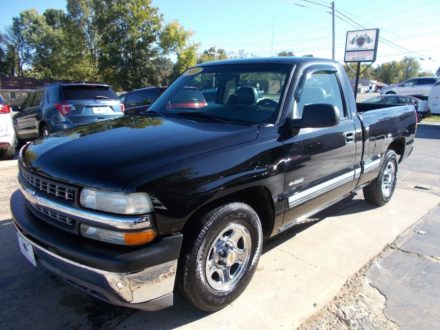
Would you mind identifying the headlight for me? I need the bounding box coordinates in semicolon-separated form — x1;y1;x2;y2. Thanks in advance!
80;224;156;245
80;188;153;215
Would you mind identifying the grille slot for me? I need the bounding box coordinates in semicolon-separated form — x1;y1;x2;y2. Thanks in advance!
34;204;76;228
21;167;76;202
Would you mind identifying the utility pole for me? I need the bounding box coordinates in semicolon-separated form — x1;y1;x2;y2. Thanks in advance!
331;1;335;60
295;1;336;59
271;16;275;56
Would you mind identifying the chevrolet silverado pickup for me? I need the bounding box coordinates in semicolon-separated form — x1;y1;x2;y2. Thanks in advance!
11;57;417;312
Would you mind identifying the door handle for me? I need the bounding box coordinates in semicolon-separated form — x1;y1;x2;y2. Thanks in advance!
344;131;355;143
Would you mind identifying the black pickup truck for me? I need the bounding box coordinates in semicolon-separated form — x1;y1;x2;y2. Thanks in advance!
11;58;416;312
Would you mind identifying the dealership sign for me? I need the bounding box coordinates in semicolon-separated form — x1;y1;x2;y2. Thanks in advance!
344;29;379;63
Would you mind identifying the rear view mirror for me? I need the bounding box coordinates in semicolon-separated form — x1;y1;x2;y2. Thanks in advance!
292;103;340;129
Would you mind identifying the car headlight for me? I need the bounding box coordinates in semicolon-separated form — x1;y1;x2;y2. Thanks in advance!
80;224;156;245
80;188;153;215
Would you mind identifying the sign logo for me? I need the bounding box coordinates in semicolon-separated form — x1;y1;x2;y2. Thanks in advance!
344;29;379;63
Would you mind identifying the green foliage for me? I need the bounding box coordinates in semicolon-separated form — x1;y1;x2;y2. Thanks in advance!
344;63;374;81
160;20;198;81
372;57;425;84
97;0;163;90
197;47;228;64
344;57;432;85
277;50;294;57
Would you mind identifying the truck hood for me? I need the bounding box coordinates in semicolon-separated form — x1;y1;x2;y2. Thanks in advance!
22;115;258;190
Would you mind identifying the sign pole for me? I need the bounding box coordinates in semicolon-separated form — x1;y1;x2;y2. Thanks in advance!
354;62;360;101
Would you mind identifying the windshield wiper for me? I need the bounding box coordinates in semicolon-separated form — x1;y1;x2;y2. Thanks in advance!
174;112;231;124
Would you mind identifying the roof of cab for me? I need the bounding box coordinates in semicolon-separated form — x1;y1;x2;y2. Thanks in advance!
196;56;337;67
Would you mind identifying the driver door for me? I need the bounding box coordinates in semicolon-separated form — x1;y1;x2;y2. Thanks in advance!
282;66;358;228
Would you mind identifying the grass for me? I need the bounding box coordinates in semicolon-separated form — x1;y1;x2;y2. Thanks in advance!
422;115;440;123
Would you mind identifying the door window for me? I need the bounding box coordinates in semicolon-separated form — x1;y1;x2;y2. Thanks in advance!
417;78;436;85
296;70;346;118
126;90;160;107
402;79;416;87
31;91;43;107
22;93;35;109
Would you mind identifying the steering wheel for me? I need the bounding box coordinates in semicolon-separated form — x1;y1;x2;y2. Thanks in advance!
256;99;278;107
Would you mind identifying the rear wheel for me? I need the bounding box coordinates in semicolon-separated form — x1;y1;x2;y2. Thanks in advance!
178;202;263;312
363;150;398;206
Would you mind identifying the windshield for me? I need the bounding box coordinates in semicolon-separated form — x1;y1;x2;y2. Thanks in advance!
149;63;292;125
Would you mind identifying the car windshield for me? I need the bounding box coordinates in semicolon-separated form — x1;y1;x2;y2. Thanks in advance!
149;63;292;125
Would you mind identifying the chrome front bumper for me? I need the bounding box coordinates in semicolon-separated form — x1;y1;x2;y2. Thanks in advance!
11;188;183;311
16;228;177;311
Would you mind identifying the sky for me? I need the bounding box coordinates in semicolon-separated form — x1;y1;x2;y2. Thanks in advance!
1;0;439;74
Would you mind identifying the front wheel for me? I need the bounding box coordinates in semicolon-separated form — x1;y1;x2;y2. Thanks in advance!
178;202;263;312
363;150;398;206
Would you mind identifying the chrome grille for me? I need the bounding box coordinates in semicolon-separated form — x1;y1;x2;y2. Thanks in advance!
34;204;76;227
21;167;76;202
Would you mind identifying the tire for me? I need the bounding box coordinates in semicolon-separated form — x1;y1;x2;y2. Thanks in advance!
0;146;15;160
363;150;398;206
178;202;263;312
40;124;50;137
386;91;396;95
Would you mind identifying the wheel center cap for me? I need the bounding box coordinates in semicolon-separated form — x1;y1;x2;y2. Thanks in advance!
225;250;236;267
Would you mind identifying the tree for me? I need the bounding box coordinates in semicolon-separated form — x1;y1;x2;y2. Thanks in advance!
344;63;374;81
197;47;228;63
277;50;294;57
400;57;421;81
97;0;163;90
66;0;101;73
160;20;198;80
372;57;422;84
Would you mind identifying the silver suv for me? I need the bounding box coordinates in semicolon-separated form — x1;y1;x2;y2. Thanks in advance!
381;77;438;98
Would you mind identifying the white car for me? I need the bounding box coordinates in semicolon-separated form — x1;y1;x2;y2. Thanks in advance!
381;77;438;98
428;80;440;114
0;95;16;160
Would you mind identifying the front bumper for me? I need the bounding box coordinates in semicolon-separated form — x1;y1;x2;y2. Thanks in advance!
11;190;183;311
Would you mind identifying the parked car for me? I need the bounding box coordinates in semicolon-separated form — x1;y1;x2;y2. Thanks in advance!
120;87;165;115
13;83;124;141
428;80;440;114
0;95;16;159
11;57;416;313
380;77;438;98
362;94;428;121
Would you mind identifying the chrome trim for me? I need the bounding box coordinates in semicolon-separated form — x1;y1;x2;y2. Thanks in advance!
16;229;177;304
288;170;355;209
281;192;351;232
363;158;381;174
19;180;151;230
354;168;362;179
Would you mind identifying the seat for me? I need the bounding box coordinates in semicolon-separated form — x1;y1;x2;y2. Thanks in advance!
235;87;258;105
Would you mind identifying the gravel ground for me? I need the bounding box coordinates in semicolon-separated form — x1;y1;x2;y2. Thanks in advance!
298;257;398;330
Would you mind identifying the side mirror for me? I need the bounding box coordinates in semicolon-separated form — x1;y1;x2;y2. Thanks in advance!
292;103;340;129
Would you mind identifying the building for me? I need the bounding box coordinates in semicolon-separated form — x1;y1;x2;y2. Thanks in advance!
0;75;53;106
350;79;388;94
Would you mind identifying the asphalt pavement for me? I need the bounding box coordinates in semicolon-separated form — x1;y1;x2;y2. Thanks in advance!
366;121;440;330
